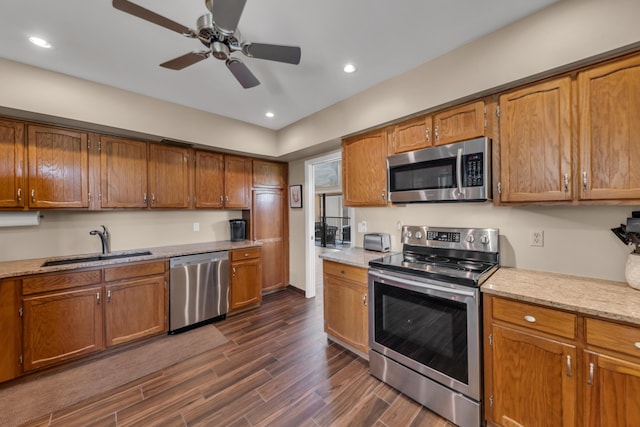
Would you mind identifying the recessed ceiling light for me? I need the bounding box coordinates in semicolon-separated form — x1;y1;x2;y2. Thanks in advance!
343;63;356;73
265;112;275;118
29;36;52;48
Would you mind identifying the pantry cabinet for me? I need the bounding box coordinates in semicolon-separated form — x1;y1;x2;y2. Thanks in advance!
578;53;640;201
148;143;191;208
498;76;573;203
27;125;90;208
229;247;262;314
323;260;369;357
342;129;389;207
388;114;432;154
99;135;148;208
433;100;486;146
0;119;25;208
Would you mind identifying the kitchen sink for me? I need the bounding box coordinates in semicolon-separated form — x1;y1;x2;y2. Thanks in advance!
41;250;153;267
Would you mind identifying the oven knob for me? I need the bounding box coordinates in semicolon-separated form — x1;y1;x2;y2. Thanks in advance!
480;234;490;245
415;231;423;239
405;231;413;239
466;235;475;243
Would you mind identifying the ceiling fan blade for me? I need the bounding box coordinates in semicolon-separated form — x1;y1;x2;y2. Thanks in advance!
112;0;193;36
243;43;301;65
160;51;209;70
205;0;246;35
226;58;260;89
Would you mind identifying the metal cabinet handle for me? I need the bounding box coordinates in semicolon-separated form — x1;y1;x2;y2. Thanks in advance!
107;290;111;303
587;362;594;386
363;294;368;307
582;171;588;191
435;125;439;140
96;292;100;305
425;127;430;142
244;253;249;257
381;190;385;201
563;174;569;192
524;315;536;323
31;189;35;203
220;195;224;203
635;342;640;350
143;192;147;204
226;196;229;203
17;188;21;202
152;194;156;204
566;355;572;377
232;267;236;275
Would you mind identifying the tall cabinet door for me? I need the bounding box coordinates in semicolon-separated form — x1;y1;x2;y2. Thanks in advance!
342;129;388;207
224;155;251;209
194;150;224;208
252;188;287;292
0;119;25;208
148;144;191;208
578;53;640;201
27;125;89;208
100;136;148;208
499;77;573;202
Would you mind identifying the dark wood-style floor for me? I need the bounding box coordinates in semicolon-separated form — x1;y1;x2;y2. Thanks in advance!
21;287;454;426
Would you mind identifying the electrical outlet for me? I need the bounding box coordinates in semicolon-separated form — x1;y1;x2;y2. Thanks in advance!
529;229;544;247
358;221;367;233
193;222;200;232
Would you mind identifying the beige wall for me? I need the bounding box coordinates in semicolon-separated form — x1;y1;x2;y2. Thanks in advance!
288;160;306;291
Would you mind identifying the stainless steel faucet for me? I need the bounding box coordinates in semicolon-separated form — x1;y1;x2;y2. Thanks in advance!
90;225;110;255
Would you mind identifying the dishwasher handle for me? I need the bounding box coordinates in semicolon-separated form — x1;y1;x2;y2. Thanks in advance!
170;251;228;268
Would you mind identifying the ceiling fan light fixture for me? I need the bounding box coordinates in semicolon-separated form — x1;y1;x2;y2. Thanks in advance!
211;41;230;60
343;63;356;73
265;112;275;118
29;36;51;48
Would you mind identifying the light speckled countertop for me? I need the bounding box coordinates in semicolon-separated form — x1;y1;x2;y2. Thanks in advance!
483;268;640;326
318;247;393;268
0;241;262;279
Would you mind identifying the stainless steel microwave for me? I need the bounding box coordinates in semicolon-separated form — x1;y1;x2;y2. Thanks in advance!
387;137;491;203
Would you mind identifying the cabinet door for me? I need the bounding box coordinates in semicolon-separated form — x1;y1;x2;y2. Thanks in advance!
0;119;25;208
252;188;287;292
194;150;224;208
148;144;191;208
490;324;577;427
433;100;485;146
0;279;21;382
252;159;287;188
104;276;165;347
27;125;89;208
342;129;388;207
578;54;640;201
230;257;262;312
23;286;103;371
584;351;640;427
224;155;251;209
323;274;368;354
499;77;573;202
100;136;148;208
390;115;432;154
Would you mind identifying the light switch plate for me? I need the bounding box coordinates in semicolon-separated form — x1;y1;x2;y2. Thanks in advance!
358;221;367;233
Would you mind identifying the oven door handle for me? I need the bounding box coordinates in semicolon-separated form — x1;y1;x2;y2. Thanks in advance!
456;147;464;195
369;270;476;298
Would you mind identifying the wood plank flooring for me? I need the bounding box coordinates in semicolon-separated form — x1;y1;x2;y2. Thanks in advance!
20;288;454;427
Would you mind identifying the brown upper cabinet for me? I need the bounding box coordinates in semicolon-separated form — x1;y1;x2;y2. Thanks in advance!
388;114;433;154
342;128;389;207
27;125;90;208
498;76;573;203
253;159;287;188
148;143;191;208
194;151;251;209
99;136;149;208
578;53;640;201
0;119;25;208
433;100;486;146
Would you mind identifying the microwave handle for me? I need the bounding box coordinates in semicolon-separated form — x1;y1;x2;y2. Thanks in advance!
456;148;464;195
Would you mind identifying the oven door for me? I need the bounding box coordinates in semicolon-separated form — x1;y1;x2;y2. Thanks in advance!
368;268;481;400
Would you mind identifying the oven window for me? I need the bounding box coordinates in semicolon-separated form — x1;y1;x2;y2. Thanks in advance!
373;282;468;384
389;157;456;191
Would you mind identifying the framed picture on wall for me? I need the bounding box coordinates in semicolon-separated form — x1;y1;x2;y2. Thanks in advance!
289;185;303;208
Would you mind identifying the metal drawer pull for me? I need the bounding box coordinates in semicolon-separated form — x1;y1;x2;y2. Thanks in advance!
587;362;594;386
566;355;572;377
96;292;100;304
635;342;640;350
524;315;536;323
363;294;367;307
107;290;111;303
31;189;35;202
17;188;21;202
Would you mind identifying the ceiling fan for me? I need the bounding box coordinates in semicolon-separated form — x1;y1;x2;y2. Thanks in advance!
112;0;301;89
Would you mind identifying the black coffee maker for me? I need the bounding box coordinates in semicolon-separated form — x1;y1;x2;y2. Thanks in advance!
229;219;246;242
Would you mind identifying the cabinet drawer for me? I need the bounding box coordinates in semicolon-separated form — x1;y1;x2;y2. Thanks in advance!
323;260;368;284
586;317;640;359
23;269;102;295
104;260;166;282
231;247;261;261
492;297;577;340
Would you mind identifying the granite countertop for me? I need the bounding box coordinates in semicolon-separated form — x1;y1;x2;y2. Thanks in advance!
318;247;393;268
483;268;640;326
0;240;262;279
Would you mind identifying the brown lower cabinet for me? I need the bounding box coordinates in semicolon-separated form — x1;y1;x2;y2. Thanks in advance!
18;260;168;375
485;295;640;427
322;260;368;357
229;248;262;315
0;279;22;382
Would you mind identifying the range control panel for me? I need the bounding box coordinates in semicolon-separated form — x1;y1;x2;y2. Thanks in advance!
402;225;499;253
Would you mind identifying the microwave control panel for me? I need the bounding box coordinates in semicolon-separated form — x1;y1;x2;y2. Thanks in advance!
463;153;484;187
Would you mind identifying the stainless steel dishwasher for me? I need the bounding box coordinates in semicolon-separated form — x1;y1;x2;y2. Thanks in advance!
169;251;229;334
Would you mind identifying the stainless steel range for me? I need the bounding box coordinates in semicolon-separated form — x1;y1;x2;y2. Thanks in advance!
368;225;499;427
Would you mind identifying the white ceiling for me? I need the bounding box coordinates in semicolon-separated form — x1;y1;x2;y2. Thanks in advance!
0;0;557;130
